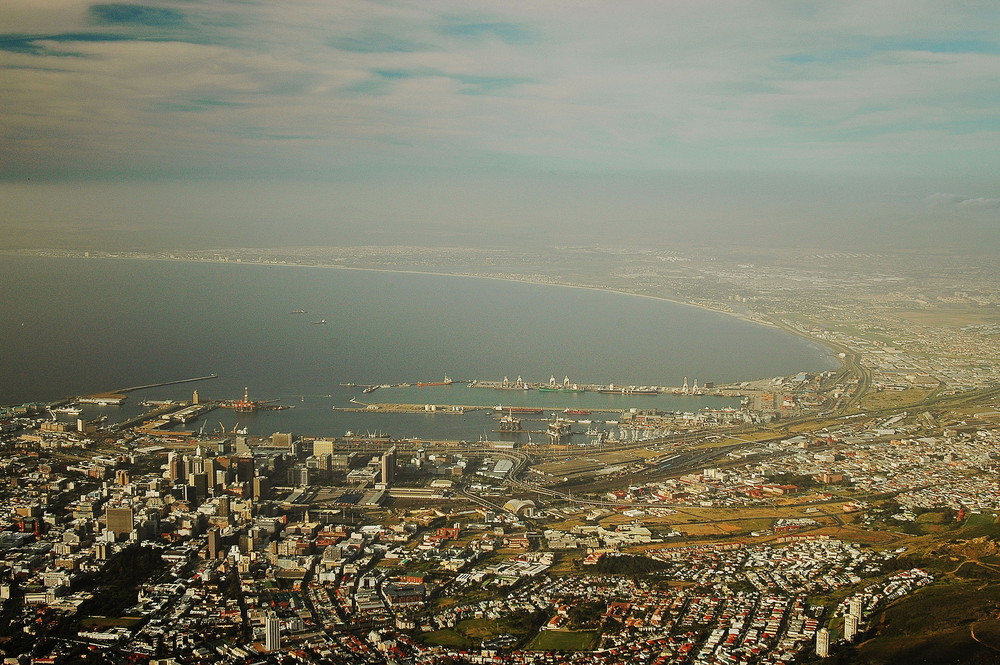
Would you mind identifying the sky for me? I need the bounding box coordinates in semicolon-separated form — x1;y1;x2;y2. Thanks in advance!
2;0;999;250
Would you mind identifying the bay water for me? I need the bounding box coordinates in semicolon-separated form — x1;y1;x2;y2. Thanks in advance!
1;256;836;439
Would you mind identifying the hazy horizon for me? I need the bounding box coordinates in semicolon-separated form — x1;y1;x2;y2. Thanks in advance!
3;1;999;251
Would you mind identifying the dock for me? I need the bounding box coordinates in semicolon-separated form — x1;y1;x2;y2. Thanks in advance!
116;373;219;393
341;402;629;416
340;403;483;414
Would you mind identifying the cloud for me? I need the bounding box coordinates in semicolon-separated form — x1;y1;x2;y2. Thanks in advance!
926;193;1000;210
925;192;963;207
3;0;1000;183
957;197;1000;210
0;31;134;55
329;32;425;54
89;4;184;27
438;20;533;44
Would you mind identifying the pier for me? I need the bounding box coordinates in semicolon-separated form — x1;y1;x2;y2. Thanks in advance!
116;373;219;393
341;401;630;416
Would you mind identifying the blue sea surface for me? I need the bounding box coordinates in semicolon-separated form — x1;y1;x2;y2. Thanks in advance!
1;256;836;438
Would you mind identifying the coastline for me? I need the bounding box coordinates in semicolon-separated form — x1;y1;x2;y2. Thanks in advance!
3;249;843;377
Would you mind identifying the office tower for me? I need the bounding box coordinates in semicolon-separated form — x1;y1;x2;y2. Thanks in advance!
167;451;184;482
265;611;280;652
253;476;270;501
204;458;218;489
313;439;336;457
188;472;209;504
207;528;221;559
381;446;396;486
105;507;134;539
236;458;255;483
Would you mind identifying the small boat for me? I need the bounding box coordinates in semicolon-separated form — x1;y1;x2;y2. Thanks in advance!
291;309;307;314
312;319;327;325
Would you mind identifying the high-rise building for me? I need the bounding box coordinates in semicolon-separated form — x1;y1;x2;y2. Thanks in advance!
115;469;130;486
816;627;829;658
236;458;255;483
167;451;184;482
844;613;858;642
204;458;218;489
105;507;134;538
253;476;270;501
188;471;209;500
265;611;281;652
849;595;863;620
313;439;336;457
381;446;396;486
207;528;221;560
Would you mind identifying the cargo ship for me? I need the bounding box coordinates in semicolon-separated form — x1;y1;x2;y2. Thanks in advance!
418;375;453;387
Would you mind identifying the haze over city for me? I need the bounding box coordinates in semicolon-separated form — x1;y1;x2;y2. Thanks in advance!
2;0;999;250
7;2;1000;665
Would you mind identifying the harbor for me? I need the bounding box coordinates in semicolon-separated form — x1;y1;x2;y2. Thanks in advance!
356;374;741;397
44;374;750;446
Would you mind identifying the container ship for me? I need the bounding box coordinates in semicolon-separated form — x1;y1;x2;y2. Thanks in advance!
418;375;453;387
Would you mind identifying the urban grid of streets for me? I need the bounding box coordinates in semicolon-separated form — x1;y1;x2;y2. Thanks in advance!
2;246;1000;663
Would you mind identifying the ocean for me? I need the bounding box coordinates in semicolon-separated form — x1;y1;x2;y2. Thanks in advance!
1;255;836;439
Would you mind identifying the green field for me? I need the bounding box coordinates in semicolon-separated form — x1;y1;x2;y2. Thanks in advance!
526;630;600;651
853;582;1000;664
956;512;1000;539
421;629;472;648
418;611;547;649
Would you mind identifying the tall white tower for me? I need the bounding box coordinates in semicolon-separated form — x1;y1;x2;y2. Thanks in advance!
816;627;829;658
844;613;858;642
265;612;280;652
849;595;863;620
